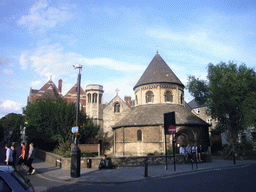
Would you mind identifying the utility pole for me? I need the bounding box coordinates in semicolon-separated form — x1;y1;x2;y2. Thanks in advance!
71;64;82;178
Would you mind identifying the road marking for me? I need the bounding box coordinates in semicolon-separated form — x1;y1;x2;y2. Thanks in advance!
241;164;251;168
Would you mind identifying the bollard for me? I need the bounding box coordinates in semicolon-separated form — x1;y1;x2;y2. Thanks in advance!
144;158;148;177
87;158;92;168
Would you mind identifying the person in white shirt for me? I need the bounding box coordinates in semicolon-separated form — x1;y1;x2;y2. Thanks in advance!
179;145;187;160
5;143;13;166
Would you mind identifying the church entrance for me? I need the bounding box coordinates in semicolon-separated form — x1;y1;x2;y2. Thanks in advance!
176;128;196;148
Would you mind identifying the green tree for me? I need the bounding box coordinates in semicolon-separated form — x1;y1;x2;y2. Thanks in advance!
187;62;256;142
10;114;24;142
23;98;100;151
0;123;4;142
0;113;23;141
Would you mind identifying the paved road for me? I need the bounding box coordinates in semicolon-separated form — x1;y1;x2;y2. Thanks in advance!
43;163;256;192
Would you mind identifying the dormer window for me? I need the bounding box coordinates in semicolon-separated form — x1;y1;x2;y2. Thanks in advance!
146;91;154;103
114;102;120;113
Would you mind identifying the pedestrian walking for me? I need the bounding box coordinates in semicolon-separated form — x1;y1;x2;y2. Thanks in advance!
27;143;36;175
11;145;17;169
5;143;13;166
17;142;28;171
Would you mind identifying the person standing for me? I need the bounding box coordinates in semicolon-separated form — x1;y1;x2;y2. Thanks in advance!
11;145;17;168
5;143;13;166
27;143;36;175
17;142;28;171
186;144;192;162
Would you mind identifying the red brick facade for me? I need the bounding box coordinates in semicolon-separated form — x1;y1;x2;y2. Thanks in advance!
28;79;86;111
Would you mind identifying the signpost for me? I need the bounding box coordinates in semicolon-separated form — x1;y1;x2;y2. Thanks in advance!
72;126;78;133
164;112;176;171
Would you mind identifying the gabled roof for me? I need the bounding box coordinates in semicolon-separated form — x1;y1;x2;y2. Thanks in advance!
103;94;131;110
133;53;184;90
29;80;63;102
188;98;203;109
64;83;86;97
112;104;209;128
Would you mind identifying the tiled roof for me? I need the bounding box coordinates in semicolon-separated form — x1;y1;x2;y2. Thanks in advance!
187;98;203;109
40;87;61;100
112;104;208;128
133;53;184;90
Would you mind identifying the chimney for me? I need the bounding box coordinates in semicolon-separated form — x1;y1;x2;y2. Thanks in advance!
124;96;131;106
58;79;62;93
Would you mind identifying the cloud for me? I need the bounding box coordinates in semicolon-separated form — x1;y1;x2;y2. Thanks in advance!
19;53;28;70
80;58;146;72
20;43;145;79
31;80;42;87
17;0;73;32
2;69;14;75
146;28;238;60
0;100;24;117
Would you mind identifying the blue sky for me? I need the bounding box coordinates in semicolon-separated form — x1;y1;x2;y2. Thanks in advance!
1;0;256;118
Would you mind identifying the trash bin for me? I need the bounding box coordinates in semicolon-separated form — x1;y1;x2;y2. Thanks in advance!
87;158;92;168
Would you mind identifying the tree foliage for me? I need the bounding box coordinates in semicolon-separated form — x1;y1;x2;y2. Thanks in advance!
187;61;256;141
10;115;24;142
0;113;23;142
23;98;100;151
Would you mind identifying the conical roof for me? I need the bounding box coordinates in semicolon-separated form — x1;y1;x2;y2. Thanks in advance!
133;53;184;90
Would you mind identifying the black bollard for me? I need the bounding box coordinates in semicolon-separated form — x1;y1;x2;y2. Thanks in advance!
71;145;81;178
144;158;148;177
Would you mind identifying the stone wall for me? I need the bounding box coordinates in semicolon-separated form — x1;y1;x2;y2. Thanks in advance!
35;148;211;170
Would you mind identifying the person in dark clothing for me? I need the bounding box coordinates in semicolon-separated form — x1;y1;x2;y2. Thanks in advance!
27;143;35;175
98;155;109;170
11;145;17;169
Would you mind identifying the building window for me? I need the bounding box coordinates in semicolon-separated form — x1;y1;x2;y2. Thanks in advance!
99;94;102;104
180;93;184;104
146;91;154;103
92;93;97;103
114;102;120;113
137;130;142;141
165;91;173;102
136;95;138;104
87;93;91;103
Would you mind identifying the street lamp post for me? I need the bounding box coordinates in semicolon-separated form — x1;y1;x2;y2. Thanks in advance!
71;64;82;178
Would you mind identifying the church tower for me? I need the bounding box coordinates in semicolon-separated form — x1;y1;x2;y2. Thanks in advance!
133;53;185;107
86;84;104;129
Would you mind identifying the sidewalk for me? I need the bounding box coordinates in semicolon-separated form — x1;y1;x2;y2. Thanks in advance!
22;158;256;184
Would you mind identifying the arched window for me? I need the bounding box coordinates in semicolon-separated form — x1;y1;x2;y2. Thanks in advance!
99;94;102;104
180;93;184;104
114;102;120;113
165;91;173;102
87;93;91;103
145;91;154;103
92;93;97;103
136;95;138;104
137;130;142;141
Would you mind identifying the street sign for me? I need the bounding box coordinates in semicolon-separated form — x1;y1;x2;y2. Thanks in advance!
72;126;78;133
168;125;176;134
164;112;175;134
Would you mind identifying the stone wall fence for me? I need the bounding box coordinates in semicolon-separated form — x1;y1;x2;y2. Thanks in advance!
35;148;212;170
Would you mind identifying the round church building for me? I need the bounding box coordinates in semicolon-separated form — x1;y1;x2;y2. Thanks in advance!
112;53;210;156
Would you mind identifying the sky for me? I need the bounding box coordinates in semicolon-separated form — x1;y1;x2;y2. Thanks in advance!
0;0;256;118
